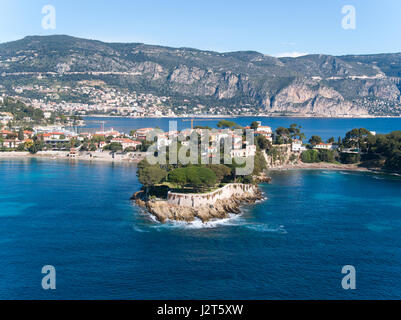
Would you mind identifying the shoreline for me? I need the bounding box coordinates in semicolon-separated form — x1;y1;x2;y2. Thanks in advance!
0;151;143;165
268;162;381;173
0;152;394;174
84;114;401;119
133;184;263;223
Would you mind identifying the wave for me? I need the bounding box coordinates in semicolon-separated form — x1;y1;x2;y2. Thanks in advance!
255;196;268;204
244;224;287;234
132;226;149;233
151;213;246;230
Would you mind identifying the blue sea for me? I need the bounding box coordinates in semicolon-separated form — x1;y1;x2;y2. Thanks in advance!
1;158;401;299
80;116;401;140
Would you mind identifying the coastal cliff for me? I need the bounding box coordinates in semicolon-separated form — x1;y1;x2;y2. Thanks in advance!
132;183;263;223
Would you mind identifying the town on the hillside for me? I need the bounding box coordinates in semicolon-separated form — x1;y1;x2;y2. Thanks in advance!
1;96;400;174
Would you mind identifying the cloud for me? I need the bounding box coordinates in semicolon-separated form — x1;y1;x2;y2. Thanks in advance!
274;52;309;58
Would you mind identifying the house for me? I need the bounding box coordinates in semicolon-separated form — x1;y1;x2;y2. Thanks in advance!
0;112;14;125
313;143;337;150
69;148;79;158
94;129;120;138
156;133;172;150
111;138;142;150
292;140;306;152
250;125;273;142
43;112;52;119
1;139;24;149
232;134;243;149
231;145;256;158
0;129;14;138
135;128;154;140
23;130;34;139
48;132;65;140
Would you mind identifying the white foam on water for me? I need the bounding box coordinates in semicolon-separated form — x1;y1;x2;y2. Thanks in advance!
132;225;149;233
155;213;246;230
244;223;287;234
390;172;401;177
255;196;268;204
132;196;268;231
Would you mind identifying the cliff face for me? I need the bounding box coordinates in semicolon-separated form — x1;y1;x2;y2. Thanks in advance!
2;35;401;116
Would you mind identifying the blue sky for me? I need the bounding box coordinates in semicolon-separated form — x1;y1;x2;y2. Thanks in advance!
0;0;400;56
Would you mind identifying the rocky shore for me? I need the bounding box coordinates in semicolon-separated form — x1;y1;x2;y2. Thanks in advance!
132;186;264;223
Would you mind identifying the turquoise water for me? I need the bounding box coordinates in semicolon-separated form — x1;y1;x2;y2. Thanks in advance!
81;116;401;140
1;159;401;299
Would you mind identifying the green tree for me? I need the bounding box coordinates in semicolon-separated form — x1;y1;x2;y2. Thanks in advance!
206;164;231;183
28;140;44;154
191;167;217;191
217;120;240;129
137;164;167;195
16;143;25;151
288;124;305;140
168;168;187;187
309;135;322;146
301;150;320;163
319;150;336;163
256;135;271;150
104;142;123;152
275;127;290;144
18;128;24;141
250;121;259;130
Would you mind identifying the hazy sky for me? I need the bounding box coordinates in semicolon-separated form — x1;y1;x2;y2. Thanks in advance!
0;0;400;56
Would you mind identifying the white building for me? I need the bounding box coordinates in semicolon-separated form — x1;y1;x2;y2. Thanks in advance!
231;145;256;158
156;133;172;150
253;125;273;142
313;143;337;150
111;138;142;150
0;112;13;125
291;140;306;152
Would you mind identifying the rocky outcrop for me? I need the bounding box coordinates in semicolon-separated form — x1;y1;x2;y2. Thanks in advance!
270;78;370;117
132;186;263;223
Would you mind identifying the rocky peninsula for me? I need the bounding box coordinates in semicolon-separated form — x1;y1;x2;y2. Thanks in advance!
132;183;264;223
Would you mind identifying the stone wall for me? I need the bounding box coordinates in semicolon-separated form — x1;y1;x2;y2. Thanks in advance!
167;183;258;208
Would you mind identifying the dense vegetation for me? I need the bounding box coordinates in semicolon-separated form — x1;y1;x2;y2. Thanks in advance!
298;128;401;172
0;97;45;125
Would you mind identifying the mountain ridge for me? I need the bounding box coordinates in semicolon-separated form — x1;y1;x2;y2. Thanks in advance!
1;35;401;116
